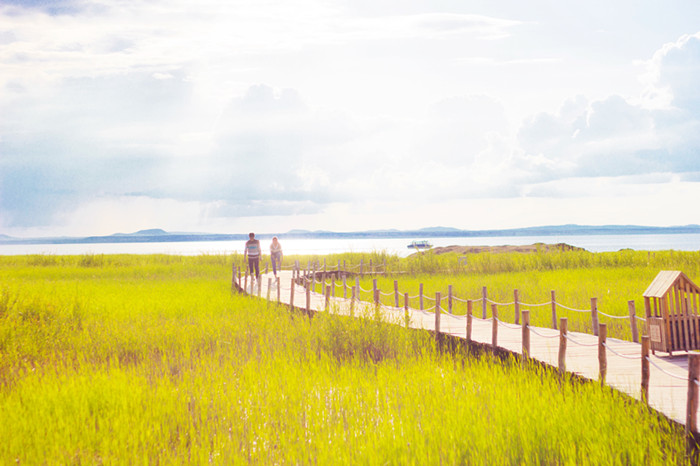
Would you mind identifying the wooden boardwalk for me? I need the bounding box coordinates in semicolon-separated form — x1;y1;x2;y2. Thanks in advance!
239;270;696;428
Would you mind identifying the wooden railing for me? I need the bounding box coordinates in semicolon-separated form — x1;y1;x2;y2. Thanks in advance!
231;263;700;453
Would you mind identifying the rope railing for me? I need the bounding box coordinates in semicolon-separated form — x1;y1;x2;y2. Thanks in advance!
234;267;700;446
519;301;550;307
563;333;599;347
598;310;629;320
452;296;480;303
602;342;641;360
527;325;560;339
240;265;648;345
486;298;515;306
645;356;688;381
556;303;590;313
495;318;521;330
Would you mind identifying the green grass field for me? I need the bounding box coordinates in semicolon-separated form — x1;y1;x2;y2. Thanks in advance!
298;249;700;340
0;252;694;463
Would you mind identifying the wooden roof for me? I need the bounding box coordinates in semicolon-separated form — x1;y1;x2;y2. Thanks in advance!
644;271;700;298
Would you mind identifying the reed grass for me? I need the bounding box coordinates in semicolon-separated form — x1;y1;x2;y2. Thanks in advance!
0;254;692;463
334;249;700;340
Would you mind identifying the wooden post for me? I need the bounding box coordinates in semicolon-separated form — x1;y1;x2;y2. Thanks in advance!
514;289;520;325
306;282;311;314
492;303;498;348
374;287;380;307
266;277;272;301
559;317;568;375
591;297;599;336
331;276;336;297
289;278;295;311
337;259;341;273
551;290;558;330
482;286;488;319
373;279;378;304
687;353;700;455
404;292;409;327
343;276;347;299
466;300;473;342
435;292;441;340
350;286;356;316
598;323;607;386
419;283;424;310
522;310;530;365
325;285;331;311
276;277;281;303
355;277;361;301
641;335;650;404
394;280;399;308
448;285;453;314
628;300;639;343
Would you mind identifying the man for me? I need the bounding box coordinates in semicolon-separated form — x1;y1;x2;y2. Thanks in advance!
243;232;261;281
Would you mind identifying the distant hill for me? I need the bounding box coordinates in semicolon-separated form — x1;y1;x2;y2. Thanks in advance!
2;224;700;245
111;228;170;237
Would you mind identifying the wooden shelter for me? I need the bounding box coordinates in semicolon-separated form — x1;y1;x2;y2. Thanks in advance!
644;271;700;355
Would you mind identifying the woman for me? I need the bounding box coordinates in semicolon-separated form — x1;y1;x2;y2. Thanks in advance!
270;237;283;277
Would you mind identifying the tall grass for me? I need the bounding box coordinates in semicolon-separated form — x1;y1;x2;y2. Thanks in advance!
0;254;692;463
331;249;700;340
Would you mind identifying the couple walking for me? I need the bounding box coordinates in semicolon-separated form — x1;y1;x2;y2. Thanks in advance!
243;233;283;280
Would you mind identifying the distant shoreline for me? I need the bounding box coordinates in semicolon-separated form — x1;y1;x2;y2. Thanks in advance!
2;224;700;246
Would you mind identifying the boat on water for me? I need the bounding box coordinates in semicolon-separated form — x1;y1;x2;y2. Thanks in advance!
407;240;433;250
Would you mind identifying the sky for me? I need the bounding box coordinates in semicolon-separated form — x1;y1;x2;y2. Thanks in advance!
2;0;700;237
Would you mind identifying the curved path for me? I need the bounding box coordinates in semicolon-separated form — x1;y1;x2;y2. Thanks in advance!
239;269;695;428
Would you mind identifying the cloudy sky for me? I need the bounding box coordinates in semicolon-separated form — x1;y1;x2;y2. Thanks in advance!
2;0;700;237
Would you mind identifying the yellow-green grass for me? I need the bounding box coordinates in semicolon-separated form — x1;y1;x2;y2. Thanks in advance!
0;254;691;463
319;249;700;340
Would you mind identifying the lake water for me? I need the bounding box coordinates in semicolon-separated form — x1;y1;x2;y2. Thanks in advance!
1;233;700;256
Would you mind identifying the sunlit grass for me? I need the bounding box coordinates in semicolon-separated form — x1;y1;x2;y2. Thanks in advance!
0;254;692;463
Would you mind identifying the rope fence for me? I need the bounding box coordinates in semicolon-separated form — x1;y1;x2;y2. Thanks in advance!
230;262;700;449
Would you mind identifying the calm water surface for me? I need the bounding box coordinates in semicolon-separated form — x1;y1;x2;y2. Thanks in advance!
1;234;700;256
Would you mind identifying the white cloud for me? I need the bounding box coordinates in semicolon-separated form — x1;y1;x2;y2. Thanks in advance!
2;1;700;236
